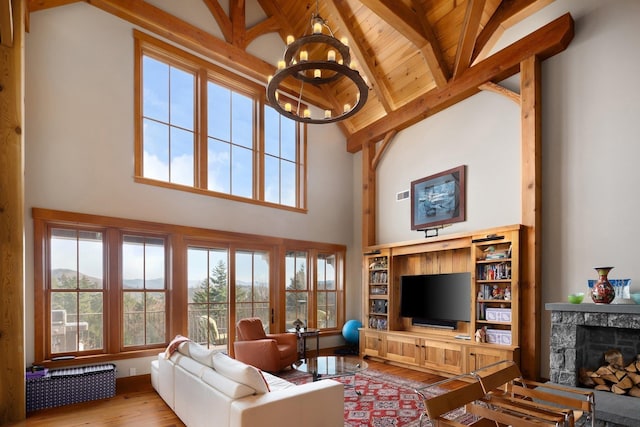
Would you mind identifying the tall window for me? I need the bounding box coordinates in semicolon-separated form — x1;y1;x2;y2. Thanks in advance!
135;31;306;209
187;247;229;348
141;56;195;186
285;250;308;329
49;228;104;355
207;83;254;198
317;254;337;329
235;250;270;329
122;235;167;347
264;105;299;206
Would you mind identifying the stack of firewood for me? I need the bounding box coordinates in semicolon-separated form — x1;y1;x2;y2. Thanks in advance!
580;350;640;397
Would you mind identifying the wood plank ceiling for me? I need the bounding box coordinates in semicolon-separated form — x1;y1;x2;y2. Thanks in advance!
27;0;558;151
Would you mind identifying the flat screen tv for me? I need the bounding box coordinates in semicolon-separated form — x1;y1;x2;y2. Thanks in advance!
400;272;471;329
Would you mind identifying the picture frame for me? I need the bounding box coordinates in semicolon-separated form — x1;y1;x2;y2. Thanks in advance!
411;165;466;230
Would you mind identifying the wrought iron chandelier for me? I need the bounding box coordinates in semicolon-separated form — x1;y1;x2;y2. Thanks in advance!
266;1;369;124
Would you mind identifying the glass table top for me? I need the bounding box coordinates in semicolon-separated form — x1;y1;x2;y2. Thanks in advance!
294;355;367;380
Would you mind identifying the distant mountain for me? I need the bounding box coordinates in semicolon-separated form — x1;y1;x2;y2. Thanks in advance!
51;268;164;289
51;268;102;289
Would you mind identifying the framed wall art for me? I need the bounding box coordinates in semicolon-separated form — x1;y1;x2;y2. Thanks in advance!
411;165;466;231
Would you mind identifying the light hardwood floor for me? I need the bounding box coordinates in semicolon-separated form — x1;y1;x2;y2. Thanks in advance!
13;355;446;426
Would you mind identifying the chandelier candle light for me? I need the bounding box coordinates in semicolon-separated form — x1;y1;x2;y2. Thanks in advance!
266;1;369;124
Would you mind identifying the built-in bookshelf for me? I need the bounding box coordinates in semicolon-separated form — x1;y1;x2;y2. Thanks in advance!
360;225;522;376
364;251;390;330
471;229;519;347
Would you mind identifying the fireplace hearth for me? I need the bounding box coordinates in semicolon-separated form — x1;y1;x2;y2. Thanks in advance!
546;303;640;426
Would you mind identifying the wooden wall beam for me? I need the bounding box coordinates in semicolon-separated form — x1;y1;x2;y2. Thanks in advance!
0;0;26;422
362;130;397;249
520;55;542;380
362;141;376;249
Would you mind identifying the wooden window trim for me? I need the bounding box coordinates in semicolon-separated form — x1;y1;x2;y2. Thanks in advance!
32;208;345;366
133;30;307;211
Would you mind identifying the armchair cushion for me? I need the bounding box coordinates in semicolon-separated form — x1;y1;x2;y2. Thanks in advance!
234;318;299;372
236;317;267;340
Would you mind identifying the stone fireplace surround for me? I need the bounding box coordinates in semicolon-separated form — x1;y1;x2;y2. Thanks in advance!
546;303;640;427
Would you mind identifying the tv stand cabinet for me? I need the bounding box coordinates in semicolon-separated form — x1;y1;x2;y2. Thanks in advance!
360;225;522;377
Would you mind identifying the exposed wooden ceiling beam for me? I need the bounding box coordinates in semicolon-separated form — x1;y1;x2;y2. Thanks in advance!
479;81;520;104
230;0;245;47
371;130;397;170
453;0;486;78
359;0;423;44
82;0;333;110
256;0;293;41
471;0;538;64
325;0;394;112
410;0;450;87
245;15;279;46
359;0;449;88
347;13;574;153
201;0;232;43
28;0;81;12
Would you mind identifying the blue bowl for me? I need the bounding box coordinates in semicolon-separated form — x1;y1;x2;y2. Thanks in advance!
631;293;640;304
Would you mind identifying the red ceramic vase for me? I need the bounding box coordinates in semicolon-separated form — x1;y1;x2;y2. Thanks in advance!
591;266;615;304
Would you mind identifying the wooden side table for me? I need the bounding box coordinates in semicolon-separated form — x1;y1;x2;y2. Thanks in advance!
288;328;320;359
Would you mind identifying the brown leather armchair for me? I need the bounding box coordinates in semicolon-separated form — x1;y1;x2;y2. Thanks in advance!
233;317;298;373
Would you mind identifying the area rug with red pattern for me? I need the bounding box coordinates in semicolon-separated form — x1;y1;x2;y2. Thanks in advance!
278;367;441;427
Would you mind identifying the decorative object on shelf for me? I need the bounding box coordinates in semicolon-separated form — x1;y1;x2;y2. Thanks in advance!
475;327;487;343
265;0;368;124
292;318;304;331
567;292;584;304
590;266;616;304
411;165;466;232
588;278;631;302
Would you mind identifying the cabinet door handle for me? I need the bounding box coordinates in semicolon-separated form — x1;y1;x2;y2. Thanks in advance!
469;352;475;356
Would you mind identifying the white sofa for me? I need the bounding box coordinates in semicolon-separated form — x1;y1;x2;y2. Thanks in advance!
150;340;344;427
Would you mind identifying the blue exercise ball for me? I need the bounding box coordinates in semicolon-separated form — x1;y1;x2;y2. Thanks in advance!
342;319;363;344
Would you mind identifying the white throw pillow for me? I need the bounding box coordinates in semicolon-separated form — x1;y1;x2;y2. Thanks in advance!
212;353;270;394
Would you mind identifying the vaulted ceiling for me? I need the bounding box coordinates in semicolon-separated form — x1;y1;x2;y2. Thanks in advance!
26;0;572;152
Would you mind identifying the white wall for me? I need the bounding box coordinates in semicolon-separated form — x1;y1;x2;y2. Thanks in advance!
24;3;357;376
375;91;521;244
370;0;640;377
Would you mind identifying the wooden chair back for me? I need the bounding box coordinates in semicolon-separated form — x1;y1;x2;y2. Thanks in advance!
471;360;522;393
471;360;595;427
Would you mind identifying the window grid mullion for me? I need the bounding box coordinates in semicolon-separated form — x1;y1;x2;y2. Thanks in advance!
136;32;304;209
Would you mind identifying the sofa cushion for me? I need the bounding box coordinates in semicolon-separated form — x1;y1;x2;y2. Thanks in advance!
175;353;208;378
177;341;219;368
201;368;256;399
212;353;270;394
